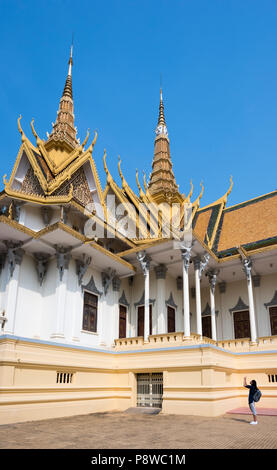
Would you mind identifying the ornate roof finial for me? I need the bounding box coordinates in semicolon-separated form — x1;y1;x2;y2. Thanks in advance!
136;169;144;199
155;88;168;137
17;115;26;143
158;88;166;126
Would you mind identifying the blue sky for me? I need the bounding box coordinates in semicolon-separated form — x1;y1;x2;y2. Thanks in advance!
1;0;277;207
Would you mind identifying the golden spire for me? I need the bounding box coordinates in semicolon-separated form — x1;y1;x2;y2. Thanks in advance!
148;88;179;202
46;42;78;149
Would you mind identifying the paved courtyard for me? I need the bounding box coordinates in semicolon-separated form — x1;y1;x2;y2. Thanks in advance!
0;410;276;449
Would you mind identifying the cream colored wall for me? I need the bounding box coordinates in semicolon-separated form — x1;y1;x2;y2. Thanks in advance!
1;337;277;424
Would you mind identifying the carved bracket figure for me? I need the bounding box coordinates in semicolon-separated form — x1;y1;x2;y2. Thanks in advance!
3;240;25;278
0;311;7;332
41;206;53;226
0;252;7;275
180;246;192;273
55;245;71;281
34;253;51;286
101;267;117;296
75;254;92;286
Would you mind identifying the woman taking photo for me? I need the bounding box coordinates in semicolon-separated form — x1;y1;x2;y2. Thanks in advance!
243;377;258;425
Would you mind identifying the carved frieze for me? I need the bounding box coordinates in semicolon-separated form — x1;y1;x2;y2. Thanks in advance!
119;290;130;307
229;296;249;314
82;275;103;297
134;291;156;308
165;292;178;310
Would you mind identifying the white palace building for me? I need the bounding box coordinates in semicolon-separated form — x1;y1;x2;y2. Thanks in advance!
0;48;277;424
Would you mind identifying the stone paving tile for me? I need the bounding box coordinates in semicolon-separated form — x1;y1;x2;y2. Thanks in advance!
0;411;276;449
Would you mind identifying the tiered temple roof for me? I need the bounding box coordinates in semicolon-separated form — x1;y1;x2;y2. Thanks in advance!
1;46;277;264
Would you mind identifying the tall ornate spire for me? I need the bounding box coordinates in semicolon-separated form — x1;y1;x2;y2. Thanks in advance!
157;88;166;128
148;89;180;203
46;44;78;150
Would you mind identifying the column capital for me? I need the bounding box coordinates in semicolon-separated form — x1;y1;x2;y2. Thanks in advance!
206;269;219;295
242;258;252;283
193;253;210;279
180;246;192;273
154;264;167;280
192;256;201;271
137;250;151;276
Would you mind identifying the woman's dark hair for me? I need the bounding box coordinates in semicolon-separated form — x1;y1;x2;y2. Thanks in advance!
251;380;257;389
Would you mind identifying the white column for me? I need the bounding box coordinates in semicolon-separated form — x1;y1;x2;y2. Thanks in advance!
51;247;71;340
144;268;150;341
2;244;24;335
4;265;21;335
137;251;151;342
207;269;218;341
52;269;68;339
243;258;258;344
193;254;210;338
181;247;192;338
194;258;202;337
155;264;167;334
127;276;134;338
0;254;7;312
113;276;121;342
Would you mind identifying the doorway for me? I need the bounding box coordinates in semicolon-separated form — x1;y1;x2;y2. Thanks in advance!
137;373;163;408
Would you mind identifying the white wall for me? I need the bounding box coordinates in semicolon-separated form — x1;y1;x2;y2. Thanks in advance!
3;255;277;347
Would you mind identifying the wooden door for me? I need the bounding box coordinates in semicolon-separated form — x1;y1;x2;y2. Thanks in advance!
202;315;212;338
269;306;277;335
137;305;152;337
234;310;250;339
119;305;127;338
167;306;175;333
